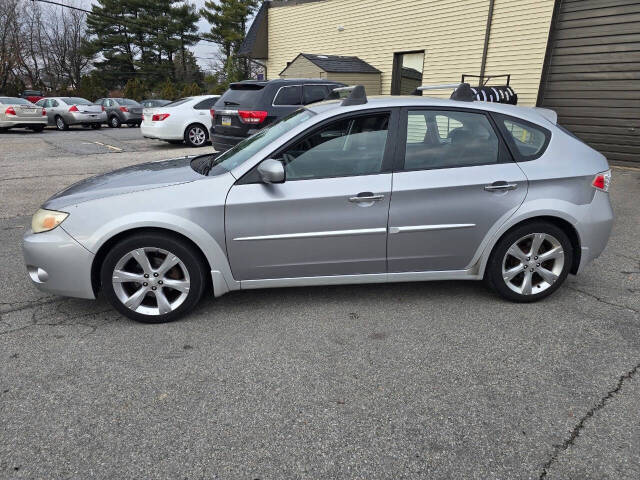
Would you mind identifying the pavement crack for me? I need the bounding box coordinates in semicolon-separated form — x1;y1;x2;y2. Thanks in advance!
539;362;640;479
567;286;639;314
0;298;64;315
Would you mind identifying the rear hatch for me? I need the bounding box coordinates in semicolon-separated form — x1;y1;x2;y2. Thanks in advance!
213;83;268;138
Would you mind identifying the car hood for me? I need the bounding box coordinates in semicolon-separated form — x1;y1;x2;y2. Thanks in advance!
43;157;204;210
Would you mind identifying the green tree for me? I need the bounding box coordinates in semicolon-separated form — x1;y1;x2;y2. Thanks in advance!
123;78;148;101
77;74;108;101
200;0;259;84
159;80;179;100
180;82;201;97
174;49;204;85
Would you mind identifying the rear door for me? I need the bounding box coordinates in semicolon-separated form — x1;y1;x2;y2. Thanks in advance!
225;109;398;280
193;97;218;129
388;108;527;272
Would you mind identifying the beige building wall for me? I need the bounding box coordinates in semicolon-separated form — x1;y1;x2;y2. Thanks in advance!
279;55;327;78
325;73;381;95
266;0;554;106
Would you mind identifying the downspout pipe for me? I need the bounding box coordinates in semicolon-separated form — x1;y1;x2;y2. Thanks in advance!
479;0;496;86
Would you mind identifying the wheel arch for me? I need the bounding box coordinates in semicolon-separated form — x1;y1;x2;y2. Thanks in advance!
90;227;219;297
479;215;582;277
184;122;209;139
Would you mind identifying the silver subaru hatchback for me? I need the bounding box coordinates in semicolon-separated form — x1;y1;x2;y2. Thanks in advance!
22;86;613;323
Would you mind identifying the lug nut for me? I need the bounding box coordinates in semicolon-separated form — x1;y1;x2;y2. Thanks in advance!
143;282;148;286
534;256;538;260
536;263;540;267
530;268;534;272
527;257;530;261
158;280;163;285
151;286;157;291
144;274;149;278
153;273;159;277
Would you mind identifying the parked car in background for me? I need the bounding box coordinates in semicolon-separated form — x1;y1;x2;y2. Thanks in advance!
20;90;45;104
210;78;345;152
22;86;613;323
141;99;171;108
141;95;219;147
95;98;143;128
0;97;47;132
36;97;106;131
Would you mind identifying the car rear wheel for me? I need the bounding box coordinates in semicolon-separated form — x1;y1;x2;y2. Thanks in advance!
55;116;68;131
100;233;207;323
109;116;121;128
184;124;208;147
485;221;572;302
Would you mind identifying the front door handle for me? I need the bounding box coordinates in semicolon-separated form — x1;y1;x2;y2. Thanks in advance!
348;192;385;203
484;181;518;192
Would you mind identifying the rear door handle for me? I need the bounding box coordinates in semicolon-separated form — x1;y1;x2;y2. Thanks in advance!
349;192;385;203
484;181;518;192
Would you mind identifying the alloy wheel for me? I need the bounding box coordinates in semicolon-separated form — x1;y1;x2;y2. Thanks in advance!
56;117;65;130
111;247;190;316
188;126;206;146
501;232;565;296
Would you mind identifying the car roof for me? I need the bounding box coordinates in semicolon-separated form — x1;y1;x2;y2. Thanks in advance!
307;95;556;128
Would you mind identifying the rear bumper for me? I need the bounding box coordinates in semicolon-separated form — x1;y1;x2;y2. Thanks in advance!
22;227;96;299
576;190;614;273
141;122;183;140
67;112;106;125
0;119;47;128
211;132;244;152
121;112;142;123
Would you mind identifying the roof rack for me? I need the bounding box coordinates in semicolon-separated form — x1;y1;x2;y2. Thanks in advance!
412;83;476;102
327;85;368;106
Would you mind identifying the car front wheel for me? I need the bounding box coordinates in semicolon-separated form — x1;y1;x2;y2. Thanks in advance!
184;124;208;147
109;116;121;128
55;116;68;131
485;221;573;302
100;233;207;323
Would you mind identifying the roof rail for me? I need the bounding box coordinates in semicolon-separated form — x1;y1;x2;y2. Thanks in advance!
328;85;368;106
412;83;476;102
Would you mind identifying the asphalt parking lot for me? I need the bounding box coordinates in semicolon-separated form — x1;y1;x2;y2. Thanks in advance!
1;126;639;479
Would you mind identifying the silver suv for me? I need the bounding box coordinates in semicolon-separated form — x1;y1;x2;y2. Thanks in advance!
23;86;613;323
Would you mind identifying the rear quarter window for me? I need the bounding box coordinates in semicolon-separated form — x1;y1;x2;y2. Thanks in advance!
493;113;551;161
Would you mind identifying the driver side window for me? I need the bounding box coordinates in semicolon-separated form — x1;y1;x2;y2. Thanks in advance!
275;113;390;180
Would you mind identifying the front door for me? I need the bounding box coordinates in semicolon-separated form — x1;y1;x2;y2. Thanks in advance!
388;108;527;272
225;110;397;280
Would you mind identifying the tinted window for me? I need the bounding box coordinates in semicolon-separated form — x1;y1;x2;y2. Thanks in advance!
497;114;550;160
117;98;141;106
218;84;264;108
194;97;217;110
303;85;329;104
61;97;92;105
277;113;389;180
35;99;46;107
273;85;302;106
403;110;499;170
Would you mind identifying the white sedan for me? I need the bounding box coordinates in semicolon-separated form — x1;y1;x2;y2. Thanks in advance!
141;95;219;147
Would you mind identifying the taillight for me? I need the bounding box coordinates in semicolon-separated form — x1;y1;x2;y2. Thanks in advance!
151;113;170;121
210;108;215;118
592;170;611;192
101;106;105;112
69;105;79;112
5;106;16;116
238;110;267;124
42;109;47;116
119;106;129;113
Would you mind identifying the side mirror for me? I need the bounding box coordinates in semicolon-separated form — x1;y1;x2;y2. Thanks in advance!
257;159;285;184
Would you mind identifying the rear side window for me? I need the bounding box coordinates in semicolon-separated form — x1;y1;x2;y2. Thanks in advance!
494;113;550;161
194;98;217;110
403;110;500;170
273;85;302;106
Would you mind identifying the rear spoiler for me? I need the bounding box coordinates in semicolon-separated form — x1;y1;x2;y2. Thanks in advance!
530;107;558;124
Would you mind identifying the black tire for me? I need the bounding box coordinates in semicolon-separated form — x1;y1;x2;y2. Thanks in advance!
55;115;68;131
108;115;121;128
91;123;102;129
485;221;573;303
29;125;45;132
100;232;207;323
184;123;208;148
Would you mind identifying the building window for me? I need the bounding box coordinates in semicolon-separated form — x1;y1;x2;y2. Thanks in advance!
391;51;425;95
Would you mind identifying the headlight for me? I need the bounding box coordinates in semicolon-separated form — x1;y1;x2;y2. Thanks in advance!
31;208;69;233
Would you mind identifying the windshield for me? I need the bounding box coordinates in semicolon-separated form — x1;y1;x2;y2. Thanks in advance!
61;97;92;105
0;97;32;105
204;109;315;175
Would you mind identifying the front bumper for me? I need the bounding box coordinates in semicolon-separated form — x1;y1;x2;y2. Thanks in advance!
22;227;96;299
